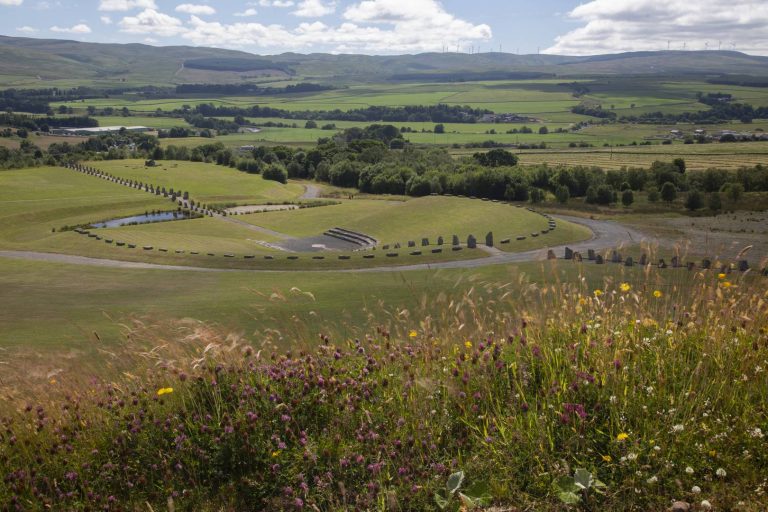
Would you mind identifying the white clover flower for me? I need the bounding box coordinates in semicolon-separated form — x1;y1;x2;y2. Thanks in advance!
716;468;727;477
691;485;702;493
626;453;638;461
701;499;712;509
609;395;617;404
672;424;684;433
749;427;764;439
686;466;695;474
653;445;661;452
646;476;658;484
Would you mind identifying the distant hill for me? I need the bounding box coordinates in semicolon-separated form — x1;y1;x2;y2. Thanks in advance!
1;35;768;87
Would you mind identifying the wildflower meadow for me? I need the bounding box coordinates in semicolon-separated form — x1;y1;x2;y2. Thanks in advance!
1;266;766;511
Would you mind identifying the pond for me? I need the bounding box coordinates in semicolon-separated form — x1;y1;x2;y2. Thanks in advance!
92;211;193;228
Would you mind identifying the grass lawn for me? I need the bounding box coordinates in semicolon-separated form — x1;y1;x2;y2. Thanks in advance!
236;195;591;249
88;159;305;205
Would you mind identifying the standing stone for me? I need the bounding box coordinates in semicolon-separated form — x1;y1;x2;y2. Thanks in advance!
702;258;712;270
437;236;444;246
422;238;429;247
624;256;634;267
564;247;574;260
485;232;494;247
595;255;604;264
720;264;730;275
738;260;749;272
761;267;768;276
408;241;416;248
573;252;582;262
611;251;621;264
639;253;648;266
687;262;696;271
671;256;680;268
394;243;401;249
547;250;557;260
587;249;596;261
452;235;460;246
382;244;390;250
658;259;667;269
467;235;477;249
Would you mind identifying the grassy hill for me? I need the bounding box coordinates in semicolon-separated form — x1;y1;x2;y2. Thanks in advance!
2;35;768;87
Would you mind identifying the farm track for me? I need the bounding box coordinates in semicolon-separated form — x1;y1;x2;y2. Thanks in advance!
0;216;649;273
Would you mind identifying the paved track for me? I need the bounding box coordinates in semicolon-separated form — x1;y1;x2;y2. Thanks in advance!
0;216;649;273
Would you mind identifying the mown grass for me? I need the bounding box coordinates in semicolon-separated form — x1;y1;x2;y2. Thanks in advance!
235;196;590;248
89;159;305;205
0;262;765;510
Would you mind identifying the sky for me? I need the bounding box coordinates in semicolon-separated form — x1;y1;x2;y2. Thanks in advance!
2;0;767;56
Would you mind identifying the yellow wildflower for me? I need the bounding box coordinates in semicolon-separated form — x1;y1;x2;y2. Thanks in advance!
718;273;726;279
721;281;732;288
408;330;417;338
156;387;174;396
601;454;612;462
653;290;663;298
620;283;631;293
594;289;603;297
464;340;473;349
617;432;629;442
271;451;281;458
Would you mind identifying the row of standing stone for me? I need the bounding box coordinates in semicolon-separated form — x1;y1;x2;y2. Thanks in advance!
549;247;764;274
63;163;218;217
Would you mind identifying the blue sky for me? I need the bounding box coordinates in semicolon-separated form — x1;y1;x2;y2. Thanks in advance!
2;0;767;56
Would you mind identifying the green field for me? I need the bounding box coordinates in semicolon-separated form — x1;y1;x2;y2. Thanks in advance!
89;159;305;205
234;195;591;248
511;142;768;170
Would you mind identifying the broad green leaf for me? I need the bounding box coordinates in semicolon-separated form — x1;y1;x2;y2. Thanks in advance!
554;476;579;494
434;492;449;510
593;478;608;490
446;471;465;494
574;468;593;490
558;491;582;505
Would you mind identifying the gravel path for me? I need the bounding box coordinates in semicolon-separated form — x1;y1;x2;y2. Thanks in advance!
0;216;650;273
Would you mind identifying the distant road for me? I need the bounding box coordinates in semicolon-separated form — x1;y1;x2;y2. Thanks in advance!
0;216;648;273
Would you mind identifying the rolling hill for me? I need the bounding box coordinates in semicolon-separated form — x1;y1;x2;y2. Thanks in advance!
1;35;768;88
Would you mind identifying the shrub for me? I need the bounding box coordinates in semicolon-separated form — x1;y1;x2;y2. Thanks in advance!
262;163;288;184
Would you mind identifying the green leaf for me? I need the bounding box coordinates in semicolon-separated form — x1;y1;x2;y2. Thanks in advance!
554;476;579;494
446;471;465;494
558;491;582;505
574;468;594;490
434;492;449;510
593;478;608;492
463;481;492;506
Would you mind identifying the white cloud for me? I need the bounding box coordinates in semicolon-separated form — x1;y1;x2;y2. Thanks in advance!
259;0;294;6
175;3;215;15
119;8;186;36
100;15;112;24
98;0;156;11
546;0;768;55
292;0;335;17
50;23;92;33
234;7;258;17
0;0;23;5
183;0;491;54
16;25;38;32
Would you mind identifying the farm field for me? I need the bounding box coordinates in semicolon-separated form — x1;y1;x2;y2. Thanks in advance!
511;142;768;170
51;77;767;122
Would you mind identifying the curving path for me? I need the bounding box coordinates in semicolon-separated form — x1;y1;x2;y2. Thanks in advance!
0;216;651;273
